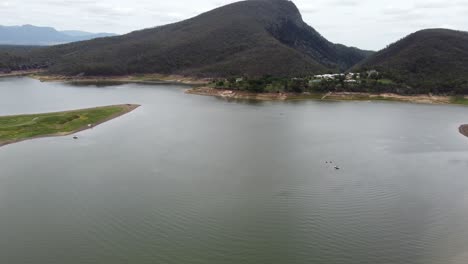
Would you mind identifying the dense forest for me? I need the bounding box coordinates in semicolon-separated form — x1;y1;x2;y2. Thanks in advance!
0;45;44;71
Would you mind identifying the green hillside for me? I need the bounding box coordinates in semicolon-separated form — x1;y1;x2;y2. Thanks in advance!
0;0;371;77
356;29;468;94
0;45;41;70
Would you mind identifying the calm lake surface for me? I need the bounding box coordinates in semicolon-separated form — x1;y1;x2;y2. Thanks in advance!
1;77;468;264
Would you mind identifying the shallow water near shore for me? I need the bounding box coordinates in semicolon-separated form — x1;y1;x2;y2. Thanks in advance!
1;77;468;264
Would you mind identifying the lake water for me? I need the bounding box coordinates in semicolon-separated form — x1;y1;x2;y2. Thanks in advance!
1;77;468;264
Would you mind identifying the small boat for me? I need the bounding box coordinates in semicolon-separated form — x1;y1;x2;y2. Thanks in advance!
73;136;78;139
334;166;340;170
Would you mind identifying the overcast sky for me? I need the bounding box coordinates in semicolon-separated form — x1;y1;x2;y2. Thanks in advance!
1;0;468;50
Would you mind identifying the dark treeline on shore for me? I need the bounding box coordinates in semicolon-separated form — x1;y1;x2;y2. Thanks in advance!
212;72;468;95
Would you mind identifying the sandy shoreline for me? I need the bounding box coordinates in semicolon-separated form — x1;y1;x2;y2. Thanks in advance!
186;87;291;100
460;125;468;137
4;72;468;106
186;87;465;105
0;104;140;148
0;69;45;78
31;73;210;86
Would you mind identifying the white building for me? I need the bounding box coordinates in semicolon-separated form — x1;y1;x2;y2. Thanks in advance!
345;72;360;80
313;74;344;80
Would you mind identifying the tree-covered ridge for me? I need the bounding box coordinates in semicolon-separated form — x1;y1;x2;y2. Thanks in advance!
0;0;371;77
0;45;43;71
356;29;468;94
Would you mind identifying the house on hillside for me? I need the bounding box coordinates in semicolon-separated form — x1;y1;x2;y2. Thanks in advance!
346;73;360;80
314;74;344;80
367;70;379;77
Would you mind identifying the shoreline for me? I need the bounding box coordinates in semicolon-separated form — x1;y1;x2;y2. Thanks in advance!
5;73;468;106
186;87;468;105
30;73;210;86
0;104;140;148
0;69;45;78
460;125;468;138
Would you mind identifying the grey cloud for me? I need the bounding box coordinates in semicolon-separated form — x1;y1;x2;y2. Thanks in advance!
0;1;11;8
328;0;360;7
414;2;450;9
84;5;135;17
415;1;468;9
44;0;95;5
381;6;413;15
300;7;320;14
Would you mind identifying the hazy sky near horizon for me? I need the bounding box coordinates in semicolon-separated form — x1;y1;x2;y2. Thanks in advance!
1;0;468;50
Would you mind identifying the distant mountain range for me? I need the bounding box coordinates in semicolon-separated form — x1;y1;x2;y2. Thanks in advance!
0;25;117;45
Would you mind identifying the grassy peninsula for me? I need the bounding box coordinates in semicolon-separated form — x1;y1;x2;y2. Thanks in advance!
0;104;139;147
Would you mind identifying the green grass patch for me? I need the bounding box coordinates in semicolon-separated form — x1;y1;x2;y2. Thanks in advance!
368;96;402;102
0;105;136;146
286;93;325;100
377;79;395;85
451;96;468;105
129;75;162;82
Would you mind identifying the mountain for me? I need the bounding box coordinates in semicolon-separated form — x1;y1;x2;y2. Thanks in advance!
0;25;117;45
356;29;468;93
1;0;372;77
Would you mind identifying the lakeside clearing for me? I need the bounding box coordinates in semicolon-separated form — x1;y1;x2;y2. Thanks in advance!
186;87;468;106
0;104;139;148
